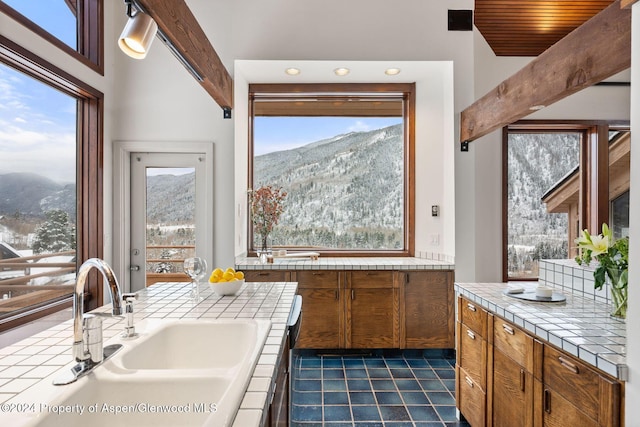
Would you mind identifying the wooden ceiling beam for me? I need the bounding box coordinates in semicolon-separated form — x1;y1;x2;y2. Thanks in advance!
461;0;630;143
135;0;233;109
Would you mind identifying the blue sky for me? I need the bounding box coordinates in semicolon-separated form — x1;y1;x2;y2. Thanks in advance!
0;2;77;183
254;117;402;156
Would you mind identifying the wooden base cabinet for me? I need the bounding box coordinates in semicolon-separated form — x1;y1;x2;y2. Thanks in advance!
346;271;398;348
243;268;453;350
295;271;343;349
268;339;289;427
537;345;622;427
455;295;624;427
401;271;454;348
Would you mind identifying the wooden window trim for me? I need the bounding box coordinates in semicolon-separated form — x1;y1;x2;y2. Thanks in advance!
502;120;629;282
0;34;104;332
248;83;415;257
0;0;103;75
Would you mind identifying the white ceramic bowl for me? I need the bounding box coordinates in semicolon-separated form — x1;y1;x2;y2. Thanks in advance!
536;286;553;298
209;279;244;296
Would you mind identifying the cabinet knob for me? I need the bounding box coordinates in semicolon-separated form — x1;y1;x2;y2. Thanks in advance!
466;303;477;312
466;329;476;340
465;376;474;388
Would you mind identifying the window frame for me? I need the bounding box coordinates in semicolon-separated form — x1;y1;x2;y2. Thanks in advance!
0;0;103;74
502;120;630;282
248;83;416;257
0;34;104;333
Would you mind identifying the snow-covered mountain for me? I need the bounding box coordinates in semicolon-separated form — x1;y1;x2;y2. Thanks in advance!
254;124;404;249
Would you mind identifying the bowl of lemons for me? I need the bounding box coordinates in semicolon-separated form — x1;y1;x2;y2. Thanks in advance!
208;267;244;296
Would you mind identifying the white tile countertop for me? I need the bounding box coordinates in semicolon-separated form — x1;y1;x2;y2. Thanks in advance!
455;281;627;380
0;281;298;427
236;256;455;270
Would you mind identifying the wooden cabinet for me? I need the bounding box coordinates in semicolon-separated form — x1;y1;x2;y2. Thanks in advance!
490;319;535;427
243;267;454;350
538;345;622;427
295;271;343;349
455;295;624;427
456;297;488;427
401;271;454;348
346;271;398;348
268;338;289;427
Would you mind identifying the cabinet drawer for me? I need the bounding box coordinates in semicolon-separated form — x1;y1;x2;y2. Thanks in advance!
243;270;289;282
493;319;534;372
457;365;486;427
459;297;487;338
543;345;600;421
349;270;394;289
295;270;340;288
457;322;487;389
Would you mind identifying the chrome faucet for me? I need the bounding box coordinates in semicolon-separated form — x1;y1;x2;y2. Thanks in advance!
54;258;125;385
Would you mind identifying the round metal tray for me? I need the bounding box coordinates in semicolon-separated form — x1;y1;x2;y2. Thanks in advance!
503;289;566;303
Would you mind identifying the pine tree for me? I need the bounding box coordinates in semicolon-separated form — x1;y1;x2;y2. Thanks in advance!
32;210;76;254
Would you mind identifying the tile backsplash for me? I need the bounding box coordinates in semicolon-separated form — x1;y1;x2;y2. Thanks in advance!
538;259;612;304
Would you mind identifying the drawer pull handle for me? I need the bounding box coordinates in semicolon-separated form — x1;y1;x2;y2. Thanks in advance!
335;290;339;301
502;324;515;335
466;329;476;340
258;272;269;276
558;356;579;374
351;289;355;300
312;272;323;276
519;368;525;392
544;389;551;414
466;303;476;312
465;376;474;388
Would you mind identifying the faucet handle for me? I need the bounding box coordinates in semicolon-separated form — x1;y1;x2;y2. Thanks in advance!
123;293;138;302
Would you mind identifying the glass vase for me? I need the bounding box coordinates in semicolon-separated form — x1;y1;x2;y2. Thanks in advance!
608;267;627;319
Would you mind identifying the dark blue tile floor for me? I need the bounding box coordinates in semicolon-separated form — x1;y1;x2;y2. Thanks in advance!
290;351;471;427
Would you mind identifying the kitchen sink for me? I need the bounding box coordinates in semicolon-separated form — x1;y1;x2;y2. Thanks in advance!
11;318;271;427
118;319;270;370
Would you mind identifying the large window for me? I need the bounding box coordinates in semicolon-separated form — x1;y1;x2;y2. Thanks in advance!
249;84;415;256
503;122;631;281
0;0;103;73
0;35;103;332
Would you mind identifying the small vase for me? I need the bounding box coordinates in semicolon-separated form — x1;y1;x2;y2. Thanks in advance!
256;235;271;264
608;268;627;319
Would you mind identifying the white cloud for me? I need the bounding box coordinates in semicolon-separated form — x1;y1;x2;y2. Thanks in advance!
14;117;26;124
347;120;371;132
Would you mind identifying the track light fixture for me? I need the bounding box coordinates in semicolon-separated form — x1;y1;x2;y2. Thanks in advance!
118;0;158;59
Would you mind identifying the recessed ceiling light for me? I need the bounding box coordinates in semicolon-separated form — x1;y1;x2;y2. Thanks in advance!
529;104;546;111
385;68;401;76
285;68;301;76
334;67;350;76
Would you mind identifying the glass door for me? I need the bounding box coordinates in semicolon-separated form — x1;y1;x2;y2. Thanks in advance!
130;153;207;291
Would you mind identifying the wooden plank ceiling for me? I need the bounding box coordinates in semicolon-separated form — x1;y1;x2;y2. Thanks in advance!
475;0;615;56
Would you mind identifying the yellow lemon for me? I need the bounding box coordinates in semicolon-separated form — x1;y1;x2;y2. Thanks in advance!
222;271;235;281
234;271;244;280
212;268;224;278
225;267;236;274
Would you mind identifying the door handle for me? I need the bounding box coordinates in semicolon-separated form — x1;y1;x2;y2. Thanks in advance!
130;265;140;271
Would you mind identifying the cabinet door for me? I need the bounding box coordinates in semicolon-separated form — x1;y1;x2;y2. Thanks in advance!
402;271;454;348
492;347;533;427
540;385;598;427
457;322;487;390
346;287;398;348
457;365;486;427
269;339;289;427
295;271;343;349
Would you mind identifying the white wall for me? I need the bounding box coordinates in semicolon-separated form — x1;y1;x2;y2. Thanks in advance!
112;0;474;268
625;3;639;421
469;30;631;282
